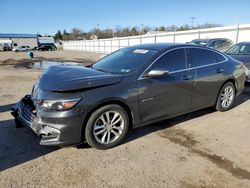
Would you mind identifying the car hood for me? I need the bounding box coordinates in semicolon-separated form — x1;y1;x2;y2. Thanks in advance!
229;54;250;67
38;65;124;92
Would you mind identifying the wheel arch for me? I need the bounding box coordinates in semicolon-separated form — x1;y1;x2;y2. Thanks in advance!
81;98;134;141
214;79;236;106
222;79;236;92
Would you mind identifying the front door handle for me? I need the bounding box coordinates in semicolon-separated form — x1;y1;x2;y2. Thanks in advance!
216;68;224;73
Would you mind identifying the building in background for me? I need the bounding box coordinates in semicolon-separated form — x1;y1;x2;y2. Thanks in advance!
0;34;54;50
38;36;55;46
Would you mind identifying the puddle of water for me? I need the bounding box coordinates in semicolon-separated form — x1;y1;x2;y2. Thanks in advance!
28;61;84;70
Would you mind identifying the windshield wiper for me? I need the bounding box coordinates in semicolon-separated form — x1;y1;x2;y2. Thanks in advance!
94;68;118;74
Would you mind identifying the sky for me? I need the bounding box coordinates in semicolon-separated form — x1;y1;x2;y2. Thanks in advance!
0;0;250;35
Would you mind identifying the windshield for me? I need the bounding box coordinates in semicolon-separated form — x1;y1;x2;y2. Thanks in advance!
227;43;250;55
191;39;208;46
92;48;159;74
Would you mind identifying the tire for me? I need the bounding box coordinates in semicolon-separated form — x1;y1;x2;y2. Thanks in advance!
215;82;236;111
85;104;129;149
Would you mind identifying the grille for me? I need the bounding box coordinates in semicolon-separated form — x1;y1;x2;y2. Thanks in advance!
20;102;36;125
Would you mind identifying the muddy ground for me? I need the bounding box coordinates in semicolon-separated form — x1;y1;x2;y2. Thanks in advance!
0;51;250;188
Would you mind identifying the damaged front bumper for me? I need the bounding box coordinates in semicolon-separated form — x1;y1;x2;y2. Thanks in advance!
11;95;61;145
11;95;84;146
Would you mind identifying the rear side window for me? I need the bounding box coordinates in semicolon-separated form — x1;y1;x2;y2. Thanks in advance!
189;48;215;67
214;52;226;63
152;49;187;72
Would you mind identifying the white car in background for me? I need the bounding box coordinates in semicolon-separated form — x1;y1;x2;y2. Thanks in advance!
12;46;31;52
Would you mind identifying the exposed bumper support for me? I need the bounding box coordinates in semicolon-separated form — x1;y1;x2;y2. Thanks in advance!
11;95;61;146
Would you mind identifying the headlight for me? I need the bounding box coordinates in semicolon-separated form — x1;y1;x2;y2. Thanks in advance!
41;98;81;111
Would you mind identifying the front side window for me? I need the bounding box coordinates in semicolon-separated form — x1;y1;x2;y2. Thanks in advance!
151;49;187;72
92;47;159;75
189;48;215;67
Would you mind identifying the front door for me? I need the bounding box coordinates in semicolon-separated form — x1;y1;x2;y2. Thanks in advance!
137;48;192;124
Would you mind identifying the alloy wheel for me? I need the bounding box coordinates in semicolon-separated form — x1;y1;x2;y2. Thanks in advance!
93;111;124;144
220;85;234;108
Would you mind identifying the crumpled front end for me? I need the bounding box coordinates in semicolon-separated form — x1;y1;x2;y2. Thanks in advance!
11;95;85;146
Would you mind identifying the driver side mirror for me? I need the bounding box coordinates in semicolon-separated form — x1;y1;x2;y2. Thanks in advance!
144;69;169;78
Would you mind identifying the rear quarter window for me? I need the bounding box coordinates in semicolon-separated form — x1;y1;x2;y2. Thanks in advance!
214;52;226;63
189;48;215;67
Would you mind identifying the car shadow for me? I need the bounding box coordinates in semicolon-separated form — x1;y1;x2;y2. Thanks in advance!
0;119;58;172
123;108;215;145
234;82;250;106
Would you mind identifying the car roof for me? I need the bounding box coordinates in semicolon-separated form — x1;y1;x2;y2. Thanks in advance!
192;38;230;41
191;39;209;41
129;43;211;51
208;38;231;41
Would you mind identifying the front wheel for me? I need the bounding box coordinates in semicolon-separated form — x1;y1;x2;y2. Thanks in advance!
85;104;129;149
215;82;236;111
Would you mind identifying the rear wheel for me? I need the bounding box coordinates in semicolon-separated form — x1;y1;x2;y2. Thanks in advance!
85;104;129;149
215;82;236;111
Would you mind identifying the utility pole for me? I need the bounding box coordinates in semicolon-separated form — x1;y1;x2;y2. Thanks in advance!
235;16;239;43
96;24;100;39
141;24;144;34
190;17;196;29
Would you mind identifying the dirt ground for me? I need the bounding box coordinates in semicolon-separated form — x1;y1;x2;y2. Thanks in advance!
0;50;101;67
0;51;250;188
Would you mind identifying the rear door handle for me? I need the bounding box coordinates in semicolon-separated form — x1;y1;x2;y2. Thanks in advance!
216;68;224;73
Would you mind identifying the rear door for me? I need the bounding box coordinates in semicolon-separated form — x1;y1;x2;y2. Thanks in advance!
186;47;226;109
138;48;192;123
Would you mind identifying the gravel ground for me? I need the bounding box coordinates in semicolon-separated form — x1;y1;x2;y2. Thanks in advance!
0;51;250;188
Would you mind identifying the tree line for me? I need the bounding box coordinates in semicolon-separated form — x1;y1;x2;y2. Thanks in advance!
54;23;222;41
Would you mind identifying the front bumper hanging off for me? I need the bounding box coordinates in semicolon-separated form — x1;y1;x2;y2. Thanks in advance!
11;95;61;145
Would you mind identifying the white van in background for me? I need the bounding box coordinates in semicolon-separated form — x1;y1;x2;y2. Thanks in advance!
0;40;12;51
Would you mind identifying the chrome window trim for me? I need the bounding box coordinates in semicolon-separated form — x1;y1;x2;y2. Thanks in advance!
138;46;228;80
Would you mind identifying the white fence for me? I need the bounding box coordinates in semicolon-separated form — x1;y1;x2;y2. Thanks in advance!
63;24;250;54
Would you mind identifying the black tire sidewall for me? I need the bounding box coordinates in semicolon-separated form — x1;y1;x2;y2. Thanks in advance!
216;82;236;112
85;104;129;149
